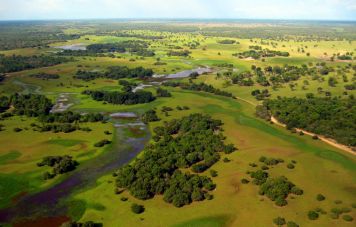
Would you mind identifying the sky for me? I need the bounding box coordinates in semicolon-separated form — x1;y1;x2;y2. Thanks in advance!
0;0;355;21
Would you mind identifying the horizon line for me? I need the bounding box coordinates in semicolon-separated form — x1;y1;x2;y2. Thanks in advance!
0;18;356;23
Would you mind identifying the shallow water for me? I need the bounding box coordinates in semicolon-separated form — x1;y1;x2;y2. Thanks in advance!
56;43;87;51
0;116;149;225
162;67;212;79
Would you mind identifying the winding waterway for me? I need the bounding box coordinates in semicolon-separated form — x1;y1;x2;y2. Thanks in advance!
0;115;150;225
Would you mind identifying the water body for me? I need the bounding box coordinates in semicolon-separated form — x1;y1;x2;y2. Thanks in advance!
153;67;212;79
50;93;75;113
56;43;87;51
0;115;150;225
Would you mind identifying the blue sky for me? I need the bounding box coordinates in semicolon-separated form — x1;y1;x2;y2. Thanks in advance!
0;0;355;20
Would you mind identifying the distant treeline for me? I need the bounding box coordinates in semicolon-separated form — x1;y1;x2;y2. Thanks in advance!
58;40;155;57
82;90;155;105
163;81;234;98
257;97;356;146
0;54;70;73
0;21;80;50
74;66;153;81
30;72;60;80
217;39;237;44
115;114;235;207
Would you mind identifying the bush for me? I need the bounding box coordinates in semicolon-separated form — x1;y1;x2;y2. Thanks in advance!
287;163;295;169
275;197;288;206
94;139;111;147
210;169;218;177
286;221;299;227
241;178;249;184
273;217;286;226
261;165;269;170
291;186;303;195
131;203;144;214
316;194;325;201
308;211;319;220
342;214;353;222
120;197;128;201
13;127;22;132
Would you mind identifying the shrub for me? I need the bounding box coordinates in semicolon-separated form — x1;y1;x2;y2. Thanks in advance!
223;157;230;163
286;221;299;227
94;139;111;147
275;197;288;207
308;211;319;220
273;217;286;226
261;165;269;170
334;200;343;204
330;212;339;219
241;178;249;184
13;127;22;132
316;194;325;201
210;169;218;177
287;163;295;169
342;214;353;222
131;203;145;214
120;197;128;201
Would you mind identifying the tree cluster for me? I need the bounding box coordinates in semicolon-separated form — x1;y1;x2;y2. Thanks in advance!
82;90;155;105
37;155;79;180
115;114;236;207
163;81;233;98
29;72;60;80
260;97;356;146
0;54;69;73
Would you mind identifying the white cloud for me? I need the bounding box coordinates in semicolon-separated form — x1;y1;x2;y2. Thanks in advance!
0;0;355;20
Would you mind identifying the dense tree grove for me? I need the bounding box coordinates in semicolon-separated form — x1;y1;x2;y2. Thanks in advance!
74;66;153;81
82;90;155;105
163;81;233;98
233;48;289;59
29;73;60;80
217;40;237;44
8;93;53;117
167;50;191;57
38;111;104;123
0;54;69;73
115;114;236;207
258;97;356;146
156;87;171;97
37;155;79;179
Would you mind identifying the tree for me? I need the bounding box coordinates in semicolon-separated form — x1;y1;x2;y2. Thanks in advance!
273;217;286;226
131;203;145;214
308;211;319;220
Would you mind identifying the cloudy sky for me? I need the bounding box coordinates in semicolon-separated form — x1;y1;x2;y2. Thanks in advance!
0;0;355;20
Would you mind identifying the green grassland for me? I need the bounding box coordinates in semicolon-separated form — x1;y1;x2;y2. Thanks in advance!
0;24;355;227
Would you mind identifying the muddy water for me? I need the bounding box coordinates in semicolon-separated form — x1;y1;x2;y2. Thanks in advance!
0;116;149;226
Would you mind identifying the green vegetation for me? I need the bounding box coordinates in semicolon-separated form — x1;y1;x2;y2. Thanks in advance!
0;20;355;227
260;97;356;146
